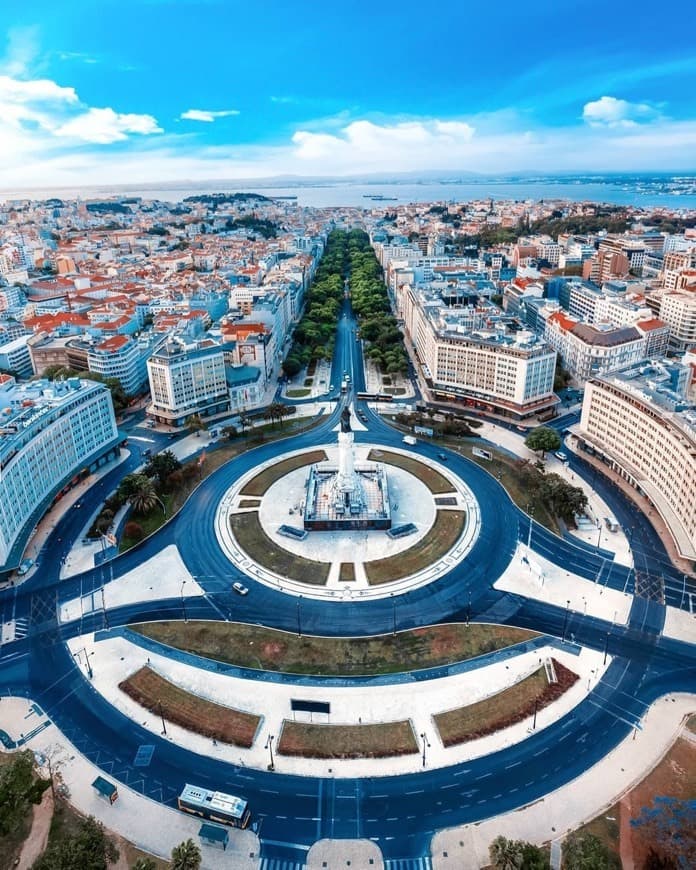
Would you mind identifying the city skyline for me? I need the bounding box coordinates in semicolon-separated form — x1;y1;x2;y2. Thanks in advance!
1;0;696;188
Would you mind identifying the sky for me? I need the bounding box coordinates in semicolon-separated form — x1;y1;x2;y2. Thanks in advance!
1;0;695;189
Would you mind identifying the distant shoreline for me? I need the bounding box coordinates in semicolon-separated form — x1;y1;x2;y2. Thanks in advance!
1;176;695;210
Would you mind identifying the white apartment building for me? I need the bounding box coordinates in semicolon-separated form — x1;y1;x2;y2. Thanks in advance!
576;363;696;560
544;312;646;381
0;336;32;378
147;338;232;426
400;285;557;419
658;292;696;351
594;296;652;327
87;335;148;395
0;377;120;572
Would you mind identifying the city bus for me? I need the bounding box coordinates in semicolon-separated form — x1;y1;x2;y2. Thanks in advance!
177;784;251;829
356;392;394;402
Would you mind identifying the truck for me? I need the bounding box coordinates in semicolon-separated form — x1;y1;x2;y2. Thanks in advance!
402;435;417;445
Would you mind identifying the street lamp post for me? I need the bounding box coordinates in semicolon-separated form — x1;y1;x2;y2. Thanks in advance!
561;599;571;642
467;591;471;626
603;631;610;666
420;732;430;768
159;700;167;735
75;648;93;679
597;523;602;549
532;697;538;730
265;734;275;771
180;580;187;623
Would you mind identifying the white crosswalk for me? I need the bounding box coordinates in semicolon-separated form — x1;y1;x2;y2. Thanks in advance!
385;858;432;870
259;860;305;870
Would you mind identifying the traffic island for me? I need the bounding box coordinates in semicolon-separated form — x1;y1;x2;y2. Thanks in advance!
367;449;453;493
239;450;328;496
277;720;419;759
131;621;536;676
434;658;579;746
118;666;261;747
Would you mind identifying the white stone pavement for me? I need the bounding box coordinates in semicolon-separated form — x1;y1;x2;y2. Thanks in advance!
497;542;632;627
59;546;205;624
0;698;258;870
66;631;607;778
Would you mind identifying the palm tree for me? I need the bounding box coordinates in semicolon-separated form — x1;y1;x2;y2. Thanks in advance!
238;408;251;436
171;838;202;870
129;477;159;515
132;858;157;870
185;414;206;437
489;835;524;870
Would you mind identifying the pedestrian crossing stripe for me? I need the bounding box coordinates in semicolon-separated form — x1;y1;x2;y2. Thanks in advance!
258;860;306;870
384;858;433;870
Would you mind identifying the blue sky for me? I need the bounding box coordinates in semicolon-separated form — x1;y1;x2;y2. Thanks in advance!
1;0;695;187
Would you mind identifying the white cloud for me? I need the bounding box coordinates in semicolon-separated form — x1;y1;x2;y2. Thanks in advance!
180;108;239;122
0;74;77;104
53;107;162;143
291;119;476;172
582;95;658;127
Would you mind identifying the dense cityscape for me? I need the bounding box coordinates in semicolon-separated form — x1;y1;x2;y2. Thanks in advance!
0;187;695;870
1;0;695;866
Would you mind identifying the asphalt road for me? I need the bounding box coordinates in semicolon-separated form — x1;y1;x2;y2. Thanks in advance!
1;301;695;866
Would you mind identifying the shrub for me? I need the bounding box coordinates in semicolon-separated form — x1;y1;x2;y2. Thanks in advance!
123;521;144;542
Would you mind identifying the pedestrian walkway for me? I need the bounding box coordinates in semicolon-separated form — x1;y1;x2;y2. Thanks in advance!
474;422;633;567
496;542;632;627
0;699;257;870
564;434;694;576
59;546;205;623
430;693;696;869
3;448;131;588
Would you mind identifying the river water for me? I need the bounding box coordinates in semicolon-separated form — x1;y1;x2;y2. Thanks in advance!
2;178;695;210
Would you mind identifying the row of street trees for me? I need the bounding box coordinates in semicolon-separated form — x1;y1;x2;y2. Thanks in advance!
348;231;408;375
283;229;350;375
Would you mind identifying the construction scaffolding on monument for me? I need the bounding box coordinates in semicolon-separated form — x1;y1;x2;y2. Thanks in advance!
303;404;392;531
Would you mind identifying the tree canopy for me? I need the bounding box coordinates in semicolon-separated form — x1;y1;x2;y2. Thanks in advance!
489;835;550;869
0;750;49;838
562;832;620;869
524;427;561;457
32;815;119;870
631;797;696;869
171;838;202;870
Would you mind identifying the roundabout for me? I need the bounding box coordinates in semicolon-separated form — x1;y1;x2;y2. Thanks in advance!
1;306;695;869
214;415;481;599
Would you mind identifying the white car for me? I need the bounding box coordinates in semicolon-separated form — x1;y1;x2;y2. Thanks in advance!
554;451;568;462
232;582;249;596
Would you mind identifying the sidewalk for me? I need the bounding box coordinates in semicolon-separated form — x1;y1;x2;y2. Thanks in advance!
431;693;696;870
4;448;131;589
474;422;634;566
496;542;632;627
0;698;257;870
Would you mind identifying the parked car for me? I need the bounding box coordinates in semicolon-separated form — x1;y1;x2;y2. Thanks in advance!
17;558;34;576
554;451;568;461
232;582;249;596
